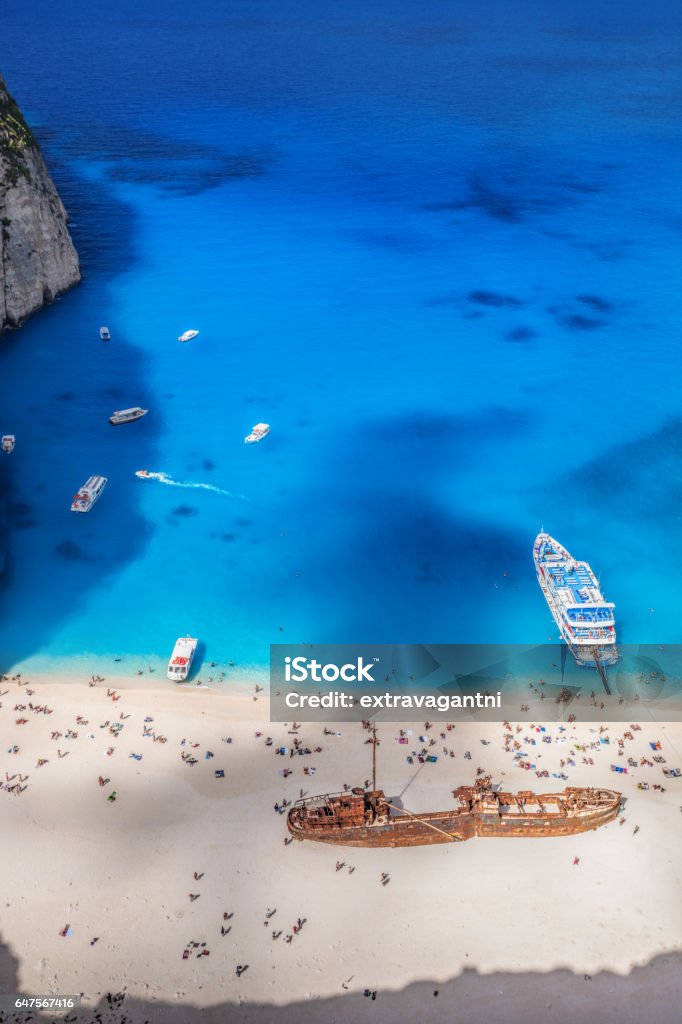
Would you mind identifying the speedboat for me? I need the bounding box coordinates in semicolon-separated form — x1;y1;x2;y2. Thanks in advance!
167;636;198;681
244;422;270;444
71;476;107;513
109;407;149;425
178;329;199;343
135;470;152;479
100;327;111;341
1;435;15;454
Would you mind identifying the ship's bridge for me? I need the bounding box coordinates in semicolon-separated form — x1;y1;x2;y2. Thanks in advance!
565;605;615;625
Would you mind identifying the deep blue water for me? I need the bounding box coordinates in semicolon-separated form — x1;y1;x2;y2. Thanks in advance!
1;0;682;675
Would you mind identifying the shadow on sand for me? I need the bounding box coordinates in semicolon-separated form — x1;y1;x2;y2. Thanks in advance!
0;932;680;1024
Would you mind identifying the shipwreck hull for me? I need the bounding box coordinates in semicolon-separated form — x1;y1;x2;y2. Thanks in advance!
288;811;472;847
287;785;621;848
287;804;620;848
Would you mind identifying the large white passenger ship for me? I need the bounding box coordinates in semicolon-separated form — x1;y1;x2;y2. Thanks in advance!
533;532;618;667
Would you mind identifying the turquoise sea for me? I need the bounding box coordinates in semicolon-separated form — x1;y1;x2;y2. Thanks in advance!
1;0;682;677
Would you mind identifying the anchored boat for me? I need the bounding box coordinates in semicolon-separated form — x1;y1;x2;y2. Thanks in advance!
71;476;107;513
167;636;198;681
100;326;111;341
287;726;620;847
244;422;270;444
1;435;15;453
534;532;618;668
178;329;199;343
109;407;148;425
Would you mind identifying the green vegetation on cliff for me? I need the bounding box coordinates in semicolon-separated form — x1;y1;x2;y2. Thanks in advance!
0;76;35;184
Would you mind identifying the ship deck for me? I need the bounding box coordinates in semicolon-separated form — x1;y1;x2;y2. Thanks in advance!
536;537;614;625
544;561;602;602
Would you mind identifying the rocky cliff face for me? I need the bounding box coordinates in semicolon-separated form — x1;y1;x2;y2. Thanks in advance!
0;73;80;332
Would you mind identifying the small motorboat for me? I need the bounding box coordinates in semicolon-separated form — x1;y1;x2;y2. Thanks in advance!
244;422;270;444
178;329;199;343
109;407;149;425
135;470;152;479
1;435;15;454
167;636;198;681
100;327;111;341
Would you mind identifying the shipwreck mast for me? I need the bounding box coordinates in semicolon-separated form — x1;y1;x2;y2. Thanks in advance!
371;723;379;791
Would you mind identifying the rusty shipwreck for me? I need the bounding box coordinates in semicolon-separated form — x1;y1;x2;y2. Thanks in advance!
287;727;620;847
287;776;621;847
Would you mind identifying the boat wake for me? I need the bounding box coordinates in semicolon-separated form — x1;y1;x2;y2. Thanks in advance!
135;471;244;499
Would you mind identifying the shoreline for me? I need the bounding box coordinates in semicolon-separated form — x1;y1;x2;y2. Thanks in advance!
0;655;269;689
6;661;682;728
0;669;261;694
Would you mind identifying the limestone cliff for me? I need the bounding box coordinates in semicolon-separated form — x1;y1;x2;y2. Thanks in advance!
0;73;80;332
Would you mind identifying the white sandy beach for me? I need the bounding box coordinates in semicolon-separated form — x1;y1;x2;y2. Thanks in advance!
1;671;682;1023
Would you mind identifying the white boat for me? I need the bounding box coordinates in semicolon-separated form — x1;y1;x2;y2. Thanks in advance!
533;532;618;667
167;636;198;681
100;327;111;341
109;407;149;425
1;435;15;454
178;329;199;343
244;422;270;444
71;475;107;513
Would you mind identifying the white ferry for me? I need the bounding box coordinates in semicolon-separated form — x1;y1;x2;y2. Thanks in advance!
167;636;198;681
178;329;199;343
244;422;270;444
109;407;148;425
1;435;15;454
100;326;111;341
533;532;618;667
71;475;107;513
